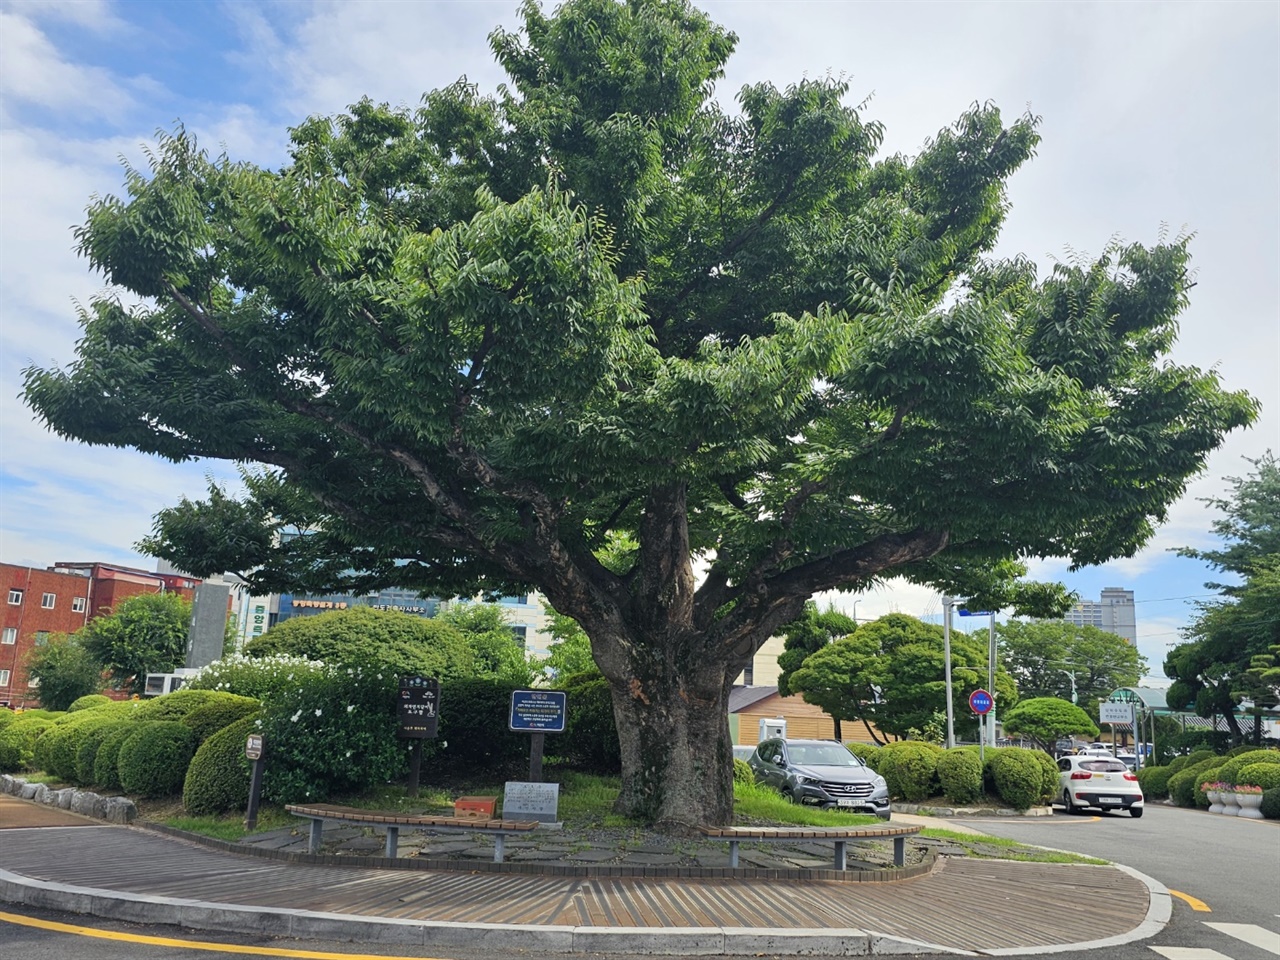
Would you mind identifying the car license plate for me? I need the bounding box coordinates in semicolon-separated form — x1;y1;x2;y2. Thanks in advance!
1099;796;1121;804
836;798;857;807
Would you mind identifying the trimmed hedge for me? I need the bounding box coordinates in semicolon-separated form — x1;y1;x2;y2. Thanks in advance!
1136;764;1173;799
1168;757;1223;807
182;714;259;815
435;677;530;775
1262;787;1280;820
936;749;983;804
180;695;262;743
1215;750;1280;787
0;709;15;730
134;689;228;722
93;722;147;790
1237;762;1280;791
878;742;940;802
68;695;112;713
732;757;754;785
845;742;881;770
555;670;621;773
988;748;1053;810
0;715;55;772
76;720;136;785
1193;767;1223;808
118;721;198;797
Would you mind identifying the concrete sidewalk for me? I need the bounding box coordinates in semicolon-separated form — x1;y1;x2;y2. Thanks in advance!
0;803;1170;957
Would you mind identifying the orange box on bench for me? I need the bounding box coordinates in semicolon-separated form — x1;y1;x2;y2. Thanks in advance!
453;795;498;819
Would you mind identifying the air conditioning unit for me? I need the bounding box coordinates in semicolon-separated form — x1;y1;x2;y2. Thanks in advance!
759;716;787;741
143;669;199;697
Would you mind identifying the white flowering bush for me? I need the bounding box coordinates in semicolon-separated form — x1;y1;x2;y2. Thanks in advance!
185;653;328;700
257;664;408;804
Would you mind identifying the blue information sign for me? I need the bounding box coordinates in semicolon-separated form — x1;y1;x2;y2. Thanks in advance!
969;689;993;715
957;609;994;617
509;690;568;733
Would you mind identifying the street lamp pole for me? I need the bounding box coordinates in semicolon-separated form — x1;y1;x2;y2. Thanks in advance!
942;596;955;748
987;614;997;748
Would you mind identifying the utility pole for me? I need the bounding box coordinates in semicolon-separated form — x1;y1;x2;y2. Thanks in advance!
987;613;997;747
942;596;955;749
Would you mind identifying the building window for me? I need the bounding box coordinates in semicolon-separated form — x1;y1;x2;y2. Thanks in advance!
41;593;56;609
1;628;15;645
7;589;21;605
27;676;40;688
510;625;528;647
72;597;87;613
500;595;529;606
34;631;50;646
0;670;9;687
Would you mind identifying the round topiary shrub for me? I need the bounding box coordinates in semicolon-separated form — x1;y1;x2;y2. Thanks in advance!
94;721;148;789
0;708;16;730
68;694;112;713
76;720;136;785
1136;765;1173;799
845;742;881;770
35;711;122;782
937;749;984;804
1194;767;1224;808
182;714;259;815
988;749;1049;810
732;756;754;786
878;742;940;802
180;695;262;743
1215;750;1280;787
118;721;198;797
1168;757;1222;807
133;689;227;722
1261;787;1280;820
0;716;54;772
1236;762;1280;791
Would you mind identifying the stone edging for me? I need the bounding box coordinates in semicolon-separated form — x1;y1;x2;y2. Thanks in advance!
892;802;1054;818
136;821;940;883
0;774;136;823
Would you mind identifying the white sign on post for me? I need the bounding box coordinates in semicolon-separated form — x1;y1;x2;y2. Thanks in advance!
1099;701;1132;724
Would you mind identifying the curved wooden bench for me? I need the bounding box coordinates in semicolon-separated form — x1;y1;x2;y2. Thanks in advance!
698;823;923;869
285;802;538;862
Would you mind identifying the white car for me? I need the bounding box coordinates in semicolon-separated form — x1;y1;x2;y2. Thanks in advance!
1057;755;1144;817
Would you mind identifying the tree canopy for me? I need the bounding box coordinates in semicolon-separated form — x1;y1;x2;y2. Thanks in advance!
23;634;105;711
1000;697;1099;751
1166;453;1280;744
79;592;191;696
996;620;1144;720
23;0;1255;826
788;613;1017;743
775;602;858;698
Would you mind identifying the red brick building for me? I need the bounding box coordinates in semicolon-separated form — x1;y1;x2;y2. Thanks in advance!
0;562;200;708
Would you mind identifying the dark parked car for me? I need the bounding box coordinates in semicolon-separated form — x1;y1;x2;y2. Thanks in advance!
749;738;890;819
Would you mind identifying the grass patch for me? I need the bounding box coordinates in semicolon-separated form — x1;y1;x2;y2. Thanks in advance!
919;828;1107;865
165;806;294;841
733;778;881;826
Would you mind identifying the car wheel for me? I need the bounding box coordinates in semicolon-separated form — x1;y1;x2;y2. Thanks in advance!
1130;807;1143;819
1061;789;1079;814
784;787;799;804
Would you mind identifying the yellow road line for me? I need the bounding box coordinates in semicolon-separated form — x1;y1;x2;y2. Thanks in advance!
1169;890;1212;912
0;910;448;960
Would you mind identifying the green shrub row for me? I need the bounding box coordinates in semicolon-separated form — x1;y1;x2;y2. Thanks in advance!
182;714;260;814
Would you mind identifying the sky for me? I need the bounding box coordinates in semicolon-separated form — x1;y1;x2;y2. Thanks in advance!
1;0;1277;684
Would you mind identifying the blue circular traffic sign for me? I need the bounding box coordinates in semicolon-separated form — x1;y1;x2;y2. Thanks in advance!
969;689;993;715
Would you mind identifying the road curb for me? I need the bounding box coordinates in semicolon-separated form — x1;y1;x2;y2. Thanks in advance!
0;866;980;955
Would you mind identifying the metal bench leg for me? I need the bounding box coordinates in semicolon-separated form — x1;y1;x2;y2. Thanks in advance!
729;840;739;868
894;836;905;867
385;826;399;858
308;818;323;854
834;840;847;870
493;833;505;863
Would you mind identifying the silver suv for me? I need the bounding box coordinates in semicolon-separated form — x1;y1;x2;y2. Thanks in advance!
749;738;890;819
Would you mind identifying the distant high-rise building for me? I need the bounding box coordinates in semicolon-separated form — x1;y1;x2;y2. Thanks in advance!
1063;587;1136;644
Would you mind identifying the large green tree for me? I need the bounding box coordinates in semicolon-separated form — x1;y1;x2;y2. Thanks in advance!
1000;697;1099;753
22;634;105;711
79;593;191;696
775;601;858;700
23;0;1254;827
1166;454;1280;745
996;620;1144;719
788;614;1017;743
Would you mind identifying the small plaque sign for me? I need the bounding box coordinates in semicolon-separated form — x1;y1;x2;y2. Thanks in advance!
245;734;264;760
1099;701;1132;724
509;689;567;733
398;676;440;738
503;781;560;823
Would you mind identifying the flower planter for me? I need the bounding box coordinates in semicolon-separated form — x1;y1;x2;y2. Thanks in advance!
1220;793;1241;817
1206;789;1224;815
1236;793;1265;820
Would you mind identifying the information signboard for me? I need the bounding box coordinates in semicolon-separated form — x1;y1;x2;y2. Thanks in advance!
509;689;567;733
1099;701;1133;724
397;676;440;738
